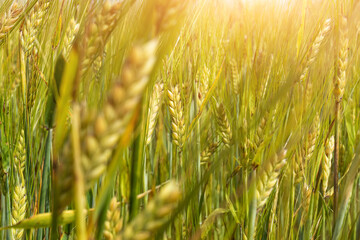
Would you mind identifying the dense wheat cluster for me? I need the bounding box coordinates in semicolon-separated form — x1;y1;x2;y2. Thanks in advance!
0;0;360;239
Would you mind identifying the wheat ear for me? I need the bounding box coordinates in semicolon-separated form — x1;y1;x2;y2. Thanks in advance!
333;16;348;102
299;18;331;83
215;103;232;148
14;130;26;174
322;136;334;193
256;149;287;208
201;142;220;164
229;59;240;95
12;184;27;240
168;85;185;149
58;39;158;208
81;1;121;76
62;17;80;60
104;197;123;240
146;80;164;145
302;114;320;163
20;0;50;54
120;181;181;240
0;1;23;42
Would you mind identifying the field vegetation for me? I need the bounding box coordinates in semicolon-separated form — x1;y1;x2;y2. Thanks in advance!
0;0;360;239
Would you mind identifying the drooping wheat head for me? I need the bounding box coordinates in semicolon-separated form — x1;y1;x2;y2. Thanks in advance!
299;18;331;83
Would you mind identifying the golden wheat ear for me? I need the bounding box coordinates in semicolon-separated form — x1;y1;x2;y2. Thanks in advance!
146;80;164;145
333;16;348;103
62;18;80;60
58;39;158;210
322;136;334;194
256;149;287;208
214;102;232;148
168;84;185;149
120;181;181;240
103;197;123;240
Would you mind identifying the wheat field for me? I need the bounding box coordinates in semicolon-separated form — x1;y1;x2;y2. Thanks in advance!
0;0;360;239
